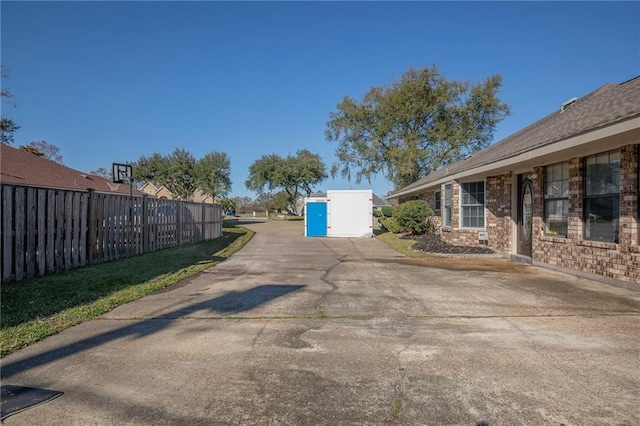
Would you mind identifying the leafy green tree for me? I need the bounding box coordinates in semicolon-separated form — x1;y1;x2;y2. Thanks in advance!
326;65;510;189
194;151;231;200
1;66;20;145
133;149;196;200
218;197;236;214
164;148;197;200
245;149;327;215
256;191;290;213
133;152;168;184
272;191;290;213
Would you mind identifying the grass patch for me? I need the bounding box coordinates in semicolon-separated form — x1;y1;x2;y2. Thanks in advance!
0;224;254;356
392;398;403;418
375;230;423;258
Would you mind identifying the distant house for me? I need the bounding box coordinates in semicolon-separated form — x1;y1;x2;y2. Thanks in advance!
387;76;640;288
139;181;215;204
0;144;146;195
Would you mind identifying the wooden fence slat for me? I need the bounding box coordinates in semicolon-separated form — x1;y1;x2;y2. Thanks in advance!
37;189;46;276
72;192;81;267
46;190;55;273
2;186;14;281
64;192;73;270
96;194;105;262
55;191;65;271
80;192;88;266
26;188;36;278
14;187;25;281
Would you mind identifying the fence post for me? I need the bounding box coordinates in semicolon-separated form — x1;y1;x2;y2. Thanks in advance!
87;189;97;264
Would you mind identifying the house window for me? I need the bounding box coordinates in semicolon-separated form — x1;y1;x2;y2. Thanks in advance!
544;162;569;236
460;181;485;228
443;184;452;226
584;150;620;243
434;191;441;212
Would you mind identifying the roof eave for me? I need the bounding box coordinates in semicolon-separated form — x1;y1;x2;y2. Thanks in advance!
387;115;640;199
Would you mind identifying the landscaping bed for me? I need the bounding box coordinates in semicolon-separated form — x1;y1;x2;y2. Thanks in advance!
405;233;497;255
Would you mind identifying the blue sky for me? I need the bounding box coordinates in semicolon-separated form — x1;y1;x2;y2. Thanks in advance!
2;1;639;199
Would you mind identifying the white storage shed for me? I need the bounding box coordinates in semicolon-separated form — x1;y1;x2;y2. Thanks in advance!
304;190;374;238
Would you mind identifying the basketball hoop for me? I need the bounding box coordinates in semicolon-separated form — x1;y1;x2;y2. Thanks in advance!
112;163;133;184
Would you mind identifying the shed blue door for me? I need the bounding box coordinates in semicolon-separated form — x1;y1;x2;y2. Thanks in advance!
306;202;327;237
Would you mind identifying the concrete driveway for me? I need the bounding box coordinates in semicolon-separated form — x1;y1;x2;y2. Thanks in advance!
2;220;639;425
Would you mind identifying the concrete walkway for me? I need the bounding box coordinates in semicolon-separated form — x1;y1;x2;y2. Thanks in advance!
2;220;639;425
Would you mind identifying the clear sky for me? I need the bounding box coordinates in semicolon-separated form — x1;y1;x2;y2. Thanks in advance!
2;1;639;199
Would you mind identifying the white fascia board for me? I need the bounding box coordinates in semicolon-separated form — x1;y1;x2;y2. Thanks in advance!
389;116;640;198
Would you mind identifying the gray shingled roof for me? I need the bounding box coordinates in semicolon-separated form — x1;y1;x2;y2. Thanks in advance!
389;76;640;197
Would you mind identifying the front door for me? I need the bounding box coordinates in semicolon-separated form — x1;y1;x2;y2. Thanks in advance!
517;173;533;257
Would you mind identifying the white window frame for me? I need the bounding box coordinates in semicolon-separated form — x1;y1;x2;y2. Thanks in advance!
459;180;486;229
443;183;452;227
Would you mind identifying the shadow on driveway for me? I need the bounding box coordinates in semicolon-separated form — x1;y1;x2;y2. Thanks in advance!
1;284;305;381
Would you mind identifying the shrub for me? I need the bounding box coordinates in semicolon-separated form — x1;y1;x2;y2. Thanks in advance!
380;206;394;217
373;209;383;218
393;200;433;234
380;217;403;233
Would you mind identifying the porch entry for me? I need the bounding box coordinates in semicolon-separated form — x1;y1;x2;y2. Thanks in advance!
517;173;533;258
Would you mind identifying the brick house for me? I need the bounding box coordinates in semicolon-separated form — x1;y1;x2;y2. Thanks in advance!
387;76;640;288
140;181;215;204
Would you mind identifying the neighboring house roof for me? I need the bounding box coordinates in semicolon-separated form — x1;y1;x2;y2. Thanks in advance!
140;181;160;195
0;144;145;195
389;76;640;198
139;181;215;203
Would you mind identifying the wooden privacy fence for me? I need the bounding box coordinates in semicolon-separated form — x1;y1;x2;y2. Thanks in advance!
1;184;223;283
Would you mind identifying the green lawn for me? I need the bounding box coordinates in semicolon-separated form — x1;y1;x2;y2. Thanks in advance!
0;223;254;356
375;229;422;257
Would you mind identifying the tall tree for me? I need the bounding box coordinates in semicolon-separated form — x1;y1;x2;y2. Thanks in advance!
245;149;327;215
1;66;20;145
194;151;232;201
326;65;510;189
133;149;196;200
26;140;63;164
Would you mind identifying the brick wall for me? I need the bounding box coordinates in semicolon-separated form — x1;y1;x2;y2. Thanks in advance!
533;144;639;285
486;173;513;256
439;174;512;255
398;144;639;286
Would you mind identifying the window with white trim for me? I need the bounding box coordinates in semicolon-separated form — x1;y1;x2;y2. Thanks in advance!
460;181;485;228
434;191;441;212
584;150;620;243
544;162;569;236
443;184;452;227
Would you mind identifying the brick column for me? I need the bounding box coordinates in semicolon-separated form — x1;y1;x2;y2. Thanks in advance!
620;144;639;246
568;157;583;240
